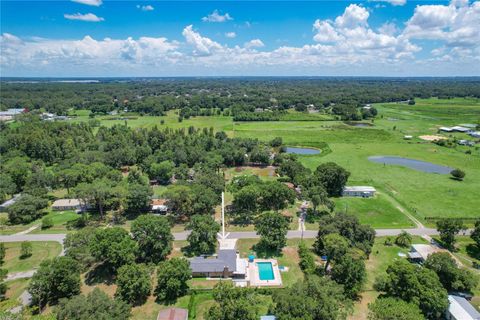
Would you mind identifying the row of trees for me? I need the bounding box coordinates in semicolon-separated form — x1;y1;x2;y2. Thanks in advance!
2;79;479;116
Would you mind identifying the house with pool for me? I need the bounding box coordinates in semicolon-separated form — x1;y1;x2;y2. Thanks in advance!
188;243;283;287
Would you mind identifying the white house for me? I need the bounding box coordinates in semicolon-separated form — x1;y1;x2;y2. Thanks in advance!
342;186;376;198
51;199;84;211
446;295;480;320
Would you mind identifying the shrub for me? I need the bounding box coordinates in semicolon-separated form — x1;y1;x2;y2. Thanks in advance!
41;216;54;229
450;169;465;181
20;241;32;259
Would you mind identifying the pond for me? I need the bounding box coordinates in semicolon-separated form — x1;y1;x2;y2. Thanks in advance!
285;147;321;155
368;156;453;174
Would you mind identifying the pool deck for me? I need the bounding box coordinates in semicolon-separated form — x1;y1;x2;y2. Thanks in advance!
248;259;283;287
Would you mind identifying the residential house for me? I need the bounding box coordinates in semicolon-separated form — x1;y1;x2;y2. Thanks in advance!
190;249;248;279
446;295;480;320
51;199;85;212
407;244;443;263
342;186;376;198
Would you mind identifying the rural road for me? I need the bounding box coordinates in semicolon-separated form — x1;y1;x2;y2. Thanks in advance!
0;227;445;243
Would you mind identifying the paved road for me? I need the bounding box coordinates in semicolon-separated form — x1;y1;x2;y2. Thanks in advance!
0;227;447;243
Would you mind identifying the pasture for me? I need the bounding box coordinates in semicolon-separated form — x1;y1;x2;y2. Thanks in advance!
70;98;480;225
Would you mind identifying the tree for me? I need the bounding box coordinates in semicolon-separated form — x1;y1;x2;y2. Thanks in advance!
308;184;334;213
258;181;296;212
57;288;131;320
368;297;424;320
298;241;317;275
255;211;289;252
314;213;376;257
272;275;352;320
131;214;173;263
331;253;366;298
186;214;220;256
206;281;259;320
155;258;191;302
41;216;53;229
436;218;465;250
149;161;174;184
313;162;350;197
0;173;16;203
7;194;48;224
64;227;96;271
450;169;465;181
374;260;448;319
29;256;81;308
322;233;349;271
395;231;412;248
424;252;478;292
89;227;138;271
0;243;5;265
471;220;480;248
20;241;32;259
270;137;283;147
74;179;121;219
115;264;151;305
125;183;153;213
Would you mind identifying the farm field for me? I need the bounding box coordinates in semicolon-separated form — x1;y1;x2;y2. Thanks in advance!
71;97;480;226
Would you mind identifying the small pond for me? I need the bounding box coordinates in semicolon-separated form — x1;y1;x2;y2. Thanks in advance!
286;147;321;155
368;156;453;174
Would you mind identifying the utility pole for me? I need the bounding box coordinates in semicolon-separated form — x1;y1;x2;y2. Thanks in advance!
221;191;225;239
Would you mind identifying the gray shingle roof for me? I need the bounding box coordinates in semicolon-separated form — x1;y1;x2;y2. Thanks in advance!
190;249;237;273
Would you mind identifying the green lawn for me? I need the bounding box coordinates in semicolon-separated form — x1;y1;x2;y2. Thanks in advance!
334;193;415;229
31;210;80;234
3;241;62;273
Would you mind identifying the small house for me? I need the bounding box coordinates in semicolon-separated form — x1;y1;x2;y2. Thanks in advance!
51;199;84;212
446;295;480;320
190;249;247;279
151;199;168;214
342;186;376;198
407;244;442;263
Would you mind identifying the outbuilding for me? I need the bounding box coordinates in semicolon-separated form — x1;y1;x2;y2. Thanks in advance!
157;308;188;320
0;194;21;212
407;244;443;263
342;186;376;198
151;199;168;214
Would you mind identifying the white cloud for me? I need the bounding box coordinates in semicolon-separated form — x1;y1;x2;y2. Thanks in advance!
202;10;233;23
71;0;102;7
244;39;265;48
225;32;236;38
64;13;104;22
372;0;406;6
334;4;369;29
403;0;480;48
182;25;223;55
378;22;399;36
137;5;154;11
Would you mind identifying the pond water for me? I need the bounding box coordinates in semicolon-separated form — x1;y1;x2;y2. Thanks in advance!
285;147;321;155
368;156;453;174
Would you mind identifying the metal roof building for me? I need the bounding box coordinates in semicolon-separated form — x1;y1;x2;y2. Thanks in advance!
447;295;480;320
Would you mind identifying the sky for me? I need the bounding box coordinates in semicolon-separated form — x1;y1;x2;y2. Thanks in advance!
1;0;479;77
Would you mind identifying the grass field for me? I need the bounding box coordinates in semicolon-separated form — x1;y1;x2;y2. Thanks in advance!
68;98;480;226
2;241;62;273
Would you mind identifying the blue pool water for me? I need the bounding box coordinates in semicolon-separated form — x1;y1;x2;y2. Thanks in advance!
258;262;275;280
285;147;321;155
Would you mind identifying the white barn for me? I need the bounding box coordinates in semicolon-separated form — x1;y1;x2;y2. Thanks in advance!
342;186;376;198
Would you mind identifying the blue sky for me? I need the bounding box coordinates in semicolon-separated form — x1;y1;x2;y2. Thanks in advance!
1;0;479;76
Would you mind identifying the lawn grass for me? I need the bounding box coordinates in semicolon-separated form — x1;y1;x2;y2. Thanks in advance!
333;193;415;229
31;210;80;234
0;278;30;310
3;241;62;273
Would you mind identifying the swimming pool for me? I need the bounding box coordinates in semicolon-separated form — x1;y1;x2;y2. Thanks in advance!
257;262;275;280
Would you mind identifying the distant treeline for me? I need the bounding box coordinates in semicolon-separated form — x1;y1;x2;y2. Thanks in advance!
1;78;479;121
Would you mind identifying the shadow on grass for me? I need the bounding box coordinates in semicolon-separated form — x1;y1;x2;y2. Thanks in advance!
252;242;284;259
85;263;115;286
